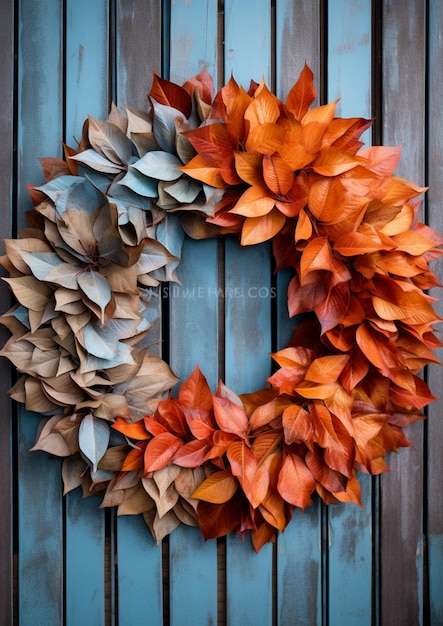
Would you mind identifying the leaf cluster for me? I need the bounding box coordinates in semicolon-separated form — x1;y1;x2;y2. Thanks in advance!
0;65;441;552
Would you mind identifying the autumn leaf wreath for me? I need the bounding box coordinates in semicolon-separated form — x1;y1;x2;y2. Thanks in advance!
1;65;441;551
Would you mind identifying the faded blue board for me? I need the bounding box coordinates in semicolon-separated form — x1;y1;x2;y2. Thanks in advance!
222;3;274;622
224;0;272;88
17;1;64;623
274;4;323;623
117;516;163;625
426;1;443;623
113;4;165;619
326;2;374;623
66;492;107;625
168;4;219;625
65;0;109;145
64;2;110;621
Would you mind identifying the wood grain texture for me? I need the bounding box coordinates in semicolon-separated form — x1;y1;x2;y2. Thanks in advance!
16;1;64;623
380;1;427;623
168;3;219;623
326;3;374;624
0;0;14;621
426;1;443;623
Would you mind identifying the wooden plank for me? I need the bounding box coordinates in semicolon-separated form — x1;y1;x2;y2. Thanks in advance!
65;0;109;145
326;2;374;624
113;2;165;622
168;3;219;624
275;4;323;623
169;0;218;87
64;2;110;622
0;0;14;619
380;2;427;623
16;1;64;622
115;0;163;110
426;1;443;623
65;494;107;624
222;2;274;623
224;0;272;87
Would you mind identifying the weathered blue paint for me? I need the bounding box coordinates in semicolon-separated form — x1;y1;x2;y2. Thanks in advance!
65;0;109;145
224;0;272;88
17;1;64;623
326;3;374;624
117;516;163;624
65;493;107;625
169;527;218;626
168;4;219;624
169;0;218;87
4;0;443;623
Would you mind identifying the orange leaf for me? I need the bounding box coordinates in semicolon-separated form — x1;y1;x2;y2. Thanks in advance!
282;404;314;444
355;324;401;370
121;444;146;472
112;416;151;440
300;237;334;281
179;154;225;187
313;147;362;176
241;209;286;245
359;145;403;176
143;432;183;472
227;440;258;503
308;176;349;223
295;207;313;241
149;73;192;118
178;364;213;411
185;408;216;440
172;439;211;468
305;354;350;384
277;453;316;510
192;469;238;503
212;395;248;438
262;154;294;195
234;151;265;187
285;62;316;121
244;82;281;127
249;399;278;430
231;185;275;218
245;123;286;154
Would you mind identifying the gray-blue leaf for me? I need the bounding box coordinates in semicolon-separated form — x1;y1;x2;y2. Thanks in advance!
132;151;182;182
78;414;110;473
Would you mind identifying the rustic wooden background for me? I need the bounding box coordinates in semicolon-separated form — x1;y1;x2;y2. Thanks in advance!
0;0;442;624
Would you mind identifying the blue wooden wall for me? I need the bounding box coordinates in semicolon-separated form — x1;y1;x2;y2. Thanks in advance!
0;1;442;624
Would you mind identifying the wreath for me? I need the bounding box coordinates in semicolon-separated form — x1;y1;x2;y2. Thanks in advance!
1;65;441;552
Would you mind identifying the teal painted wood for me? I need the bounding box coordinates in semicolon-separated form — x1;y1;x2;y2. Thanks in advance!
16;1;64;623
0;0;14;619
225;238;273;394
169;0;219;88
64;2;110;621
223;4;273;624
224;0;272;88
326;3;374;624
65;0;110;145
275;6;324;623
115;0;163;110
168;4;219;624
117;516;163;625
277;508;322;626
426;1;443;623
380;2;427;623
114;3;165;622
65;493;107;625
169;526;218;626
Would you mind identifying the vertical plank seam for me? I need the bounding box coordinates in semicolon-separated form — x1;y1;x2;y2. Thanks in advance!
422;2;431;622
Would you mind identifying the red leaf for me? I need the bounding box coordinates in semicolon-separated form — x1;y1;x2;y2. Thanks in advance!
212;395;249;438
178;365;213;411
227;441;258;503
143;432;183;472
184;408;216;440
172;439;212;468
149;73;192;118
